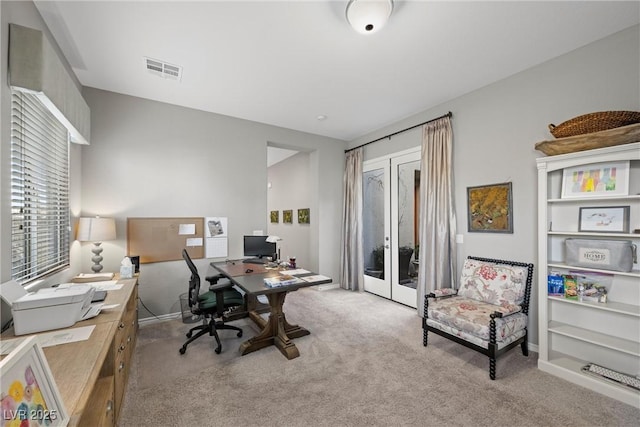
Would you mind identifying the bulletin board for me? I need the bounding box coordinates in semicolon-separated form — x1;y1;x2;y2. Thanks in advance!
127;217;205;263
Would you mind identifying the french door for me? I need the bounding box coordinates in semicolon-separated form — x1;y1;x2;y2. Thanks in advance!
363;150;420;307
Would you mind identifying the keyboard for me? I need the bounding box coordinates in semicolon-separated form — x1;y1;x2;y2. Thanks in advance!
243;258;266;264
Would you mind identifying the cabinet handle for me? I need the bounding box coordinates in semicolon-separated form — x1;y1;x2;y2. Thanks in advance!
119;322;125;329
106;400;113;413
127;336;131;343
119;344;126;352
119;362;125;372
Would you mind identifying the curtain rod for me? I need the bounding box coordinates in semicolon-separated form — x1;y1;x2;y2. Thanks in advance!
344;111;452;153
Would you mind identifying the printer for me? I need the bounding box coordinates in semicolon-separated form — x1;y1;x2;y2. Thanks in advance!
11;284;97;335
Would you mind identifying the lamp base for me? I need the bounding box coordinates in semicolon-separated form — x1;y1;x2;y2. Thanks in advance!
91;242;104;273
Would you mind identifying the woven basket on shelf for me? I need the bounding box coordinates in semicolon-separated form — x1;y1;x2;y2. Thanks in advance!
548;111;640;138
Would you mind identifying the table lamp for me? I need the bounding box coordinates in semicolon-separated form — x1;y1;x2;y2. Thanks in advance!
77;216;116;273
266;235;282;262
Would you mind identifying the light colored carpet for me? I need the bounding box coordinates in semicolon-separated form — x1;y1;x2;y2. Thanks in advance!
120;288;639;426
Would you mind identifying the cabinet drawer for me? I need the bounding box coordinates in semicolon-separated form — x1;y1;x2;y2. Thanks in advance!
77;375;115;427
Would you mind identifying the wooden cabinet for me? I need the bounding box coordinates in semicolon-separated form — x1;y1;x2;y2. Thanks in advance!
536;143;639;408
2;276;139;425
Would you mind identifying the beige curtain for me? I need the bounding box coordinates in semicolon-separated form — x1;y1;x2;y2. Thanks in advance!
340;148;364;291
417;117;457;314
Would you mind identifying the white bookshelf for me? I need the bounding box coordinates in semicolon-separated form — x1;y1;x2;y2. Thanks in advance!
536;142;640;409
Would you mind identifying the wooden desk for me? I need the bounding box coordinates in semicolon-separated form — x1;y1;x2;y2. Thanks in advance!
212;262;331;359
1;277;138;426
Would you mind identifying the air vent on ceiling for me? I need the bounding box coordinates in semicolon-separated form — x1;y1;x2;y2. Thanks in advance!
144;57;182;81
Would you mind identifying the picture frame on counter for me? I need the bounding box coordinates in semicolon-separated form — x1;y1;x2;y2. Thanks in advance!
578;205;630;233
0;336;69;426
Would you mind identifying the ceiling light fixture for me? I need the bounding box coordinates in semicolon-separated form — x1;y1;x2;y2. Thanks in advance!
346;0;394;34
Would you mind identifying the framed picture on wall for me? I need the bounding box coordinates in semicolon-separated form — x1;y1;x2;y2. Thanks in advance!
298;208;310;224
467;182;513;233
283;210;293;224
270;210;279;223
0;336;69;426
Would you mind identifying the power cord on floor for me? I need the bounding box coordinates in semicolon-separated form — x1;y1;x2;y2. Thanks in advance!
137;296;163;322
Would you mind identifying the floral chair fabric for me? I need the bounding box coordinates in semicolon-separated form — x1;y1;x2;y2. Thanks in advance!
426;297;526;342
457;259;528;308
423;256;534;380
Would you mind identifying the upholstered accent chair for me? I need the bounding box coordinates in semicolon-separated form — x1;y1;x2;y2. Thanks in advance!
423;256;534;379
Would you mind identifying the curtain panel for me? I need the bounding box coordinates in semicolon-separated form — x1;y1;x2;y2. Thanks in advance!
417;117;457;314
340;148;364;291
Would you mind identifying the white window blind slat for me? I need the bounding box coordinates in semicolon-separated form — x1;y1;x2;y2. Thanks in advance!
11;91;70;283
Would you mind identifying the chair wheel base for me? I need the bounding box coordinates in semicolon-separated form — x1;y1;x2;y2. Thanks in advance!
186;331;192;338
179;346;186;355
215;346;221;354
237;330;243;338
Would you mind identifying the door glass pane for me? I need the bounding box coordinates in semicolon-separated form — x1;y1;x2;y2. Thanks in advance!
397;160;420;288
363;168;385;279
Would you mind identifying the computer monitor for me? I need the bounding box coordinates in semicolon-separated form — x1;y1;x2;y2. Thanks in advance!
243;236;276;260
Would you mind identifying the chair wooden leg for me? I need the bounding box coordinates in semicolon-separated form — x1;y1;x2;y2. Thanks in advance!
489;358;496;380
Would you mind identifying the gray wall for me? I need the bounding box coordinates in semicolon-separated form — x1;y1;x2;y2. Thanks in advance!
267;152;311;267
81;88;344;319
347;25;640;346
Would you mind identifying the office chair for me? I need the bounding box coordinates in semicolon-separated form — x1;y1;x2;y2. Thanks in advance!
179;249;243;355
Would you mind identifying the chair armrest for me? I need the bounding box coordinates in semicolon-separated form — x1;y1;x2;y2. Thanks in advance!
490;304;522;318
205;274;233;292
428;288;458;299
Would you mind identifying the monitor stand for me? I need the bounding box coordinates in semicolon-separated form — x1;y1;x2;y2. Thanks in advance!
242;258;266;264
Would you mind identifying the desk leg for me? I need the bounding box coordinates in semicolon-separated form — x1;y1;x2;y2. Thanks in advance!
239;291;309;360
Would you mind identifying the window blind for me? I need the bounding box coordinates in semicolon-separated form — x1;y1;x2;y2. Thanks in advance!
11;90;70;283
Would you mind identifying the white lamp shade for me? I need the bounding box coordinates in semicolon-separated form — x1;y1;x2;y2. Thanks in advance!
346;0;394;34
77;217;116;242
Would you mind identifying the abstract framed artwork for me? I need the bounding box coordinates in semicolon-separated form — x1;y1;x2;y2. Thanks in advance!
283;210;293;224
298;208;310;224
0;336;69;426
561;161;629;199
578;206;630;233
270;210;279;223
467;182;513;233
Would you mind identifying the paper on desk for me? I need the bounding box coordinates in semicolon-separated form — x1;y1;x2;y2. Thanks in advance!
285;269;311;275
0;325;96;355
300;275;331;283
101;304;120;310
85;281;123;291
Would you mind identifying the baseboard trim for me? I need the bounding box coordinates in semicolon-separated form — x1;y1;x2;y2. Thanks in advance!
138;312;181;326
316;283;340;291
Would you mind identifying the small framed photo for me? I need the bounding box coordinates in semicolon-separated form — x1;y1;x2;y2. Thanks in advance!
297;208;310;224
283;210;293;224
0;336;69;426
561;161;629;199
270;210;279;224
579;206;630;233
467;182;513;233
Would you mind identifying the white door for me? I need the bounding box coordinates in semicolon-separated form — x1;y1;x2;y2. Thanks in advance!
362;151;421;307
362;160;391;298
390;152;420;308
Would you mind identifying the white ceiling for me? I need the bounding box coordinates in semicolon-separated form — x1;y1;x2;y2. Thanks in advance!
35;1;639;142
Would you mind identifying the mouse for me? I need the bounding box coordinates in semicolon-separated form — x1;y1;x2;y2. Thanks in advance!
245;268;253;273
